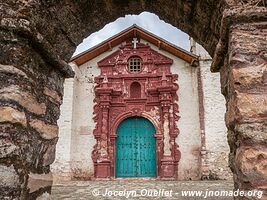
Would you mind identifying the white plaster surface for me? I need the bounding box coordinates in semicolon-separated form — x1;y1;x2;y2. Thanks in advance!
194;43;231;179
200;60;231;180
51;78;74;179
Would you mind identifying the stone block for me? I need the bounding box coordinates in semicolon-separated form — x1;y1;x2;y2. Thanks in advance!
42;140;57;166
0;165;20;187
236;123;267;144
236;92;267;122
0;106;27;127
43;87;62;104
235;145;267;183
0;139;18;158
29;119;58;140
232;63;266;87
0;64;29;79
0;86;46;115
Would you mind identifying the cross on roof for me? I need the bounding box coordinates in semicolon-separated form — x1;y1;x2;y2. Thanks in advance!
132;38;138;49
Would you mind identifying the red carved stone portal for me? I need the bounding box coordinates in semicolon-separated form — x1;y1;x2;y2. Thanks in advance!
92;39;181;179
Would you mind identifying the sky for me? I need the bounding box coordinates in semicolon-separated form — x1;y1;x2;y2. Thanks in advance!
73;12;190;56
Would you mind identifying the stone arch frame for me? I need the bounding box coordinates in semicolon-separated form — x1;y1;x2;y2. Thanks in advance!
110;111;162;178
1;1;267;199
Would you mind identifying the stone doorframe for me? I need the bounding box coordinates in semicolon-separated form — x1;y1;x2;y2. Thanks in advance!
111;111;178;179
93;106;181;180
111;112;160;178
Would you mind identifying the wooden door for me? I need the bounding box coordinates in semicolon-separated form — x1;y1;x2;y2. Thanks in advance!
116;117;156;177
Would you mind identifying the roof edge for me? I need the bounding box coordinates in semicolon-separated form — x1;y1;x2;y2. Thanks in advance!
71;24;137;62
71;24;199;66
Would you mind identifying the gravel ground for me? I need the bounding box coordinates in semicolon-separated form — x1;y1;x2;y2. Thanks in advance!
48;180;235;200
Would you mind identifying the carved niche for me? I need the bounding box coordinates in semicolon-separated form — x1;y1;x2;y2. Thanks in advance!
92;38;181;179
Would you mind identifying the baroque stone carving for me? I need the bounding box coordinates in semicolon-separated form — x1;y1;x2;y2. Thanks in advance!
92;40;181;179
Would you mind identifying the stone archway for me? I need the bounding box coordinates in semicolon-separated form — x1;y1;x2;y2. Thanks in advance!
0;1;266;199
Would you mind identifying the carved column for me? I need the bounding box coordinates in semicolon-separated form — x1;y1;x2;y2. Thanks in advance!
160;96;177;179
158;74;178;179
169;104;180;179
94;76;112;178
162;109;171;156
217;9;267;199
99;106;109;158
95;105;111;178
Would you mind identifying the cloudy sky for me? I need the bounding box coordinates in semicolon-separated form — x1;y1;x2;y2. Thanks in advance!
73;12;190;56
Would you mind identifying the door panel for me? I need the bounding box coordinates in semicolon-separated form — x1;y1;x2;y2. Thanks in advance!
116;117;156;177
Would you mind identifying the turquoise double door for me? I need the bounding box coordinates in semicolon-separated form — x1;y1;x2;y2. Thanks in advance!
116;117;157;178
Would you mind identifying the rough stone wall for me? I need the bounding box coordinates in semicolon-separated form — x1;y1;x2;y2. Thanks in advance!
0;27;64;199
221;21;267;197
69;60;101;180
173;64;201;180
200;60;232;180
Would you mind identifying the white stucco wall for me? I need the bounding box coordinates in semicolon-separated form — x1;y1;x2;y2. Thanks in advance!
195;43;231;179
200;60;231;180
53;39;230;180
51;78;74;179
70;50;117;179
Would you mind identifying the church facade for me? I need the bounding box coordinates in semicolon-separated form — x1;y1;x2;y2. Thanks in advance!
51;25;231;180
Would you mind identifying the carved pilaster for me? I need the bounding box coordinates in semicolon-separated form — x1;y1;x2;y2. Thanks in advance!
99;105;109;159
93;76;112;178
158;74;180;179
162;107;171;156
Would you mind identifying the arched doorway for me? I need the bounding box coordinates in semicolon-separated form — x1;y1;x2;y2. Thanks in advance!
116;117;156;178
